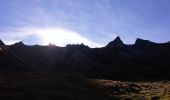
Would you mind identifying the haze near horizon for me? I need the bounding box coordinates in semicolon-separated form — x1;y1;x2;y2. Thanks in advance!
0;0;170;47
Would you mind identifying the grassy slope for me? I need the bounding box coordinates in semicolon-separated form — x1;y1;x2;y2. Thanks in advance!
91;79;170;100
0;71;170;100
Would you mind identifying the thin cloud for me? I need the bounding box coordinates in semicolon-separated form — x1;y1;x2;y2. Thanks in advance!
0;27;103;48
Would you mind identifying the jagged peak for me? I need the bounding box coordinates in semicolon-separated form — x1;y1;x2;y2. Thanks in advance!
12;41;25;47
66;43;89;49
114;36;121;40
136;38;150;42
135;38;155;45
0;40;7;51
106;36;124;48
134;38;160;49
0;39;5;46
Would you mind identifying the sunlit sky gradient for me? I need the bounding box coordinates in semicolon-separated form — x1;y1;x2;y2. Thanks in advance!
0;0;170;47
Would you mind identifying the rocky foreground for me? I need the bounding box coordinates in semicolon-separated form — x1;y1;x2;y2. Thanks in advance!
1;37;170;100
0;72;170;100
91;79;170;100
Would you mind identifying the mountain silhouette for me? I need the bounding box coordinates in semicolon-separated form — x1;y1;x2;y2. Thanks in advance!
0;37;170;81
0;40;5;46
0;40;28;71
106;36;124;48
11;41;25;47
0;40;6;51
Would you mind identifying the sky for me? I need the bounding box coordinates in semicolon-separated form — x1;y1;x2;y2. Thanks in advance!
0;0;170;47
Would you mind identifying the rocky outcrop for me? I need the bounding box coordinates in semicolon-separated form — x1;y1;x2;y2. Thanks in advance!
106;36;124;48
0;37;170;80
0;40;6;51
11;41;25;47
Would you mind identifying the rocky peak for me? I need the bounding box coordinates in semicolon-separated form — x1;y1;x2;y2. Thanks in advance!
12;41;25;47
0;40;6;51
134;38;161;50
0;40;5;46
106;36;124;48
134;38;155;46
66;43;89;50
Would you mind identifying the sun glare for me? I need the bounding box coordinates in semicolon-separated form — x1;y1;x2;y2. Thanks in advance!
28;28;102;47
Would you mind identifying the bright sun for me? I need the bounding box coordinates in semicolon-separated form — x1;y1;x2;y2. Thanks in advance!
26;28;102;47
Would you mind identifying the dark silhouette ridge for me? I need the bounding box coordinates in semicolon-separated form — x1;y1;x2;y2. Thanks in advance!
0;40;7;52
0;40;29;71
11;41;25;47
66;43;89;50
106;36;124;48
0;40;5;46
0;40;6;50
134;38;158;47
4;37;169;48
0;37;170;81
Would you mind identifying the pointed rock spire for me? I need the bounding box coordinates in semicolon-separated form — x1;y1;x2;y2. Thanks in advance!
0;40;6;51
0;40;5;46
106;36;124;48
12;41;25;47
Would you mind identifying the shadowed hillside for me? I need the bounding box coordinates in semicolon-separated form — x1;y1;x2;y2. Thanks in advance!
2;37;170;81
1;37;170;100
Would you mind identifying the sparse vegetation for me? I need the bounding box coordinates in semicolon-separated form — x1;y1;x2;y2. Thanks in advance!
1;38;170;100
90;79;170;100
1;74;169;100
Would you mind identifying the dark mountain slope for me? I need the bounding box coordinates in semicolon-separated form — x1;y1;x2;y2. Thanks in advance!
1;37;170;81
0;40;28;71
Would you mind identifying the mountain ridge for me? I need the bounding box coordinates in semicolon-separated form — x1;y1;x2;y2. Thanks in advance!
0;37;170;81
1;37;170;48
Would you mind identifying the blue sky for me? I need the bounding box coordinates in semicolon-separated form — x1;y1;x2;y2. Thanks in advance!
0;0;170;47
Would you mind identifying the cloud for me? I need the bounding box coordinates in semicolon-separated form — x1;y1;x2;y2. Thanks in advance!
0;27;103;47
1;0;170;45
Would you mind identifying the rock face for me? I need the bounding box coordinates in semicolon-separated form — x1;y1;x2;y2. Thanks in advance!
134;38;158;48
0;40;27;71
1;37;170;80
0;40;6;51
11;41;25;47
106;36;124;48
0;40;5;46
